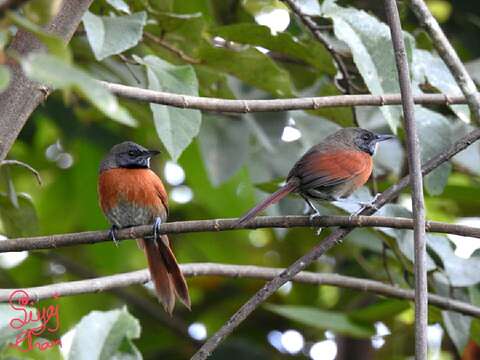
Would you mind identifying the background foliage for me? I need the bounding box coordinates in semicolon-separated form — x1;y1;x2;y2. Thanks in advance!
1;0;480;359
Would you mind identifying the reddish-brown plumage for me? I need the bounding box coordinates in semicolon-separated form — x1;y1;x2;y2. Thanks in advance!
98;168;168;216
237;128;393;225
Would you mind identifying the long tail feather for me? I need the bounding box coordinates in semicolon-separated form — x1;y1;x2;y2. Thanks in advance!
236;179;299;226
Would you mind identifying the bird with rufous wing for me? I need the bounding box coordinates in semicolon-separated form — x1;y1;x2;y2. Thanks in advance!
98;141;190;314
236;127;394;225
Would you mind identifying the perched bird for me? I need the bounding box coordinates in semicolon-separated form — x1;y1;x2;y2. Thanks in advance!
98;141;190;314
236;127;394;225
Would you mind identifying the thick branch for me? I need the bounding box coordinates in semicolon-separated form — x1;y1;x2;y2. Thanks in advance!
0;0;93;161
1;263;478;318
409;0;480;124
191;127;480;359
385;1;427;358
2;215;480;253
101;80;473;113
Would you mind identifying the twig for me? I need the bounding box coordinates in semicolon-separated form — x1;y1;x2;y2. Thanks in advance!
409;0;480;125
190;126;480;359
2;215;480;253
100;80;477;113
384;2;427;358
281;0;358;125
1;159;42;185
0;263;478;318
144;32;201;65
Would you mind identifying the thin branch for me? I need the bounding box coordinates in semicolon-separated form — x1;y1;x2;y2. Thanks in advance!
0;0;94;162
384;2;427;358
144;32;201;65
2;215;480;253
0;263;478;318
280;0;358;125
409;0;480;125
1;159;42;185
190;126;480;359
100;80;475;113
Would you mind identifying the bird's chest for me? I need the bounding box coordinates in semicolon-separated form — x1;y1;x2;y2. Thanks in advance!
98;168;167;227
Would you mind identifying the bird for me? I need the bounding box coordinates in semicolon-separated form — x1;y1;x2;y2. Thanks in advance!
236;127;394;225
97;141;190;314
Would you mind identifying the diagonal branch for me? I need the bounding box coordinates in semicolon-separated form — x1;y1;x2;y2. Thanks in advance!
409;0;480;125
1;215;480;253
0;0;94;162
101;80;475;113
0;263;479;318
190;127;480;358
384;1;427;358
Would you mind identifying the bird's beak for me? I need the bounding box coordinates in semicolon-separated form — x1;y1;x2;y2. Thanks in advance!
375;134;395;142
147;149;160;157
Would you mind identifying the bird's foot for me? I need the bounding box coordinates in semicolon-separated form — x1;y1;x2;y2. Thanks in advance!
108;225;119;247
309;211;321;222
316;227;323;236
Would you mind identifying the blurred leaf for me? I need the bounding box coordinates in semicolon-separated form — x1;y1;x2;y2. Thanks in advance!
142;55;201;161
428;235;480;287
413;49;470;123
0;303;38;348
21;53;137;126
451;121;480;176
322;1;415;131
242;0;288;15
0;193;38;237
265;304;375;338
212;24;334;74
83;11;147;60
199;45;293;96
106;0;130;13
198;115;249;186
350;299;410;323
0;65;10;92
23;0;61;24
66;307;141;360
442;310;471;355
8;12;71;61
415;107;453;195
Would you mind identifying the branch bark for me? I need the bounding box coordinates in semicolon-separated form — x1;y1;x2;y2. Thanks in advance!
409;0;480;125
190;127;480;359
0;263;478;318
0;0;93;161
2;215;480;253
101;80;473;113
384;1;427;358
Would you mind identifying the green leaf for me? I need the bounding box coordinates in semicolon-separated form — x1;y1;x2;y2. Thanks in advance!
212;24;335;74
0;193;38;237
8;12;71;61
442;310;471;355
322;1;415;131
413;49;470;123
349;299;410;322
199;45;293;97
106;0;130;13
21;53;136;126
0;303;38;348
142;55;201;161
198;114;249;186
83;11;147;60
265;304;375;338
0;65;10;92
66;307;141;360
415;107;453;196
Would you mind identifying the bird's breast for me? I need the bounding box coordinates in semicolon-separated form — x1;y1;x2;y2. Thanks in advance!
98;168;168;227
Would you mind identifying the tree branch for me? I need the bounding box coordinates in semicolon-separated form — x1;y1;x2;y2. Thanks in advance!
384;1;427;358
1;263;478;318
0;0;93;162
2;215;480;253
101;80;476;113
280;0;358;125
409;0;480;125
190;127;480;359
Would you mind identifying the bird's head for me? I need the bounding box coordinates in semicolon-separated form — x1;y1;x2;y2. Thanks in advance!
100;141;160;171
334;127;395;156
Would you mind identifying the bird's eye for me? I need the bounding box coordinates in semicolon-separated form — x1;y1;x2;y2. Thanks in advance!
362;133;371;140
128;150;136;156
